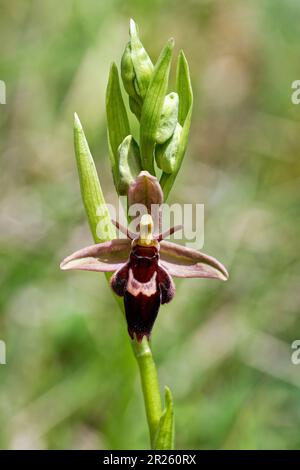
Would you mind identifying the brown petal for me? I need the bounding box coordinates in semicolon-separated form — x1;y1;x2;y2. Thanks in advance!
157;264;175;304
60;239;131;272
128;171;163;213
159;240;229;281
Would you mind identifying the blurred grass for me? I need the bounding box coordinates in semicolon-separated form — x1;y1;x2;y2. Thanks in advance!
0;0;300;449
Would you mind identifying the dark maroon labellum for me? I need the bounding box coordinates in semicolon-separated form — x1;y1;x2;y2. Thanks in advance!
111;243;175;342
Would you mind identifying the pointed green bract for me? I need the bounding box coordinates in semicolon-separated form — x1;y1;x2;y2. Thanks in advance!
73;113;115;243
140;38;174;174
153;386;175;450
160;50;193;199
106;63;131;191
177;50;193;126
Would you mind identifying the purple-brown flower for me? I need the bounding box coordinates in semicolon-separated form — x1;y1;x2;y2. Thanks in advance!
60;215;228;342
61;172;228;341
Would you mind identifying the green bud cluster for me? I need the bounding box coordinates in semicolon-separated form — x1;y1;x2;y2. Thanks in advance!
106;19;193;199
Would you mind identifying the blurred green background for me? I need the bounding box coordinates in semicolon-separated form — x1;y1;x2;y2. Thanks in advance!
1;0;300;449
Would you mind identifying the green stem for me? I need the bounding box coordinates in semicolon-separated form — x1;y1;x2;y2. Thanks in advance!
131;337;162;448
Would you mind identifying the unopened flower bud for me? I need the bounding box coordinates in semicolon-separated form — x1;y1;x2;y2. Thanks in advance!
155;122;182;174
128;171;163;213
118;135;142;195
121;42;142;109
120;19;153;114
155;92;179;144
129;19;153;99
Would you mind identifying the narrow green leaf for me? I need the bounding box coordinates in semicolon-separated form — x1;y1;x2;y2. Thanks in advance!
176;50;193;126
106;63;131;189
140;39;174;174
153;386;175;450
74;113;123;314
160;51;193;199
74;113;115;243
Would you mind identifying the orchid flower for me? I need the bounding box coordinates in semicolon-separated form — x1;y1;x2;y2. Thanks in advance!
60;173;228;342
